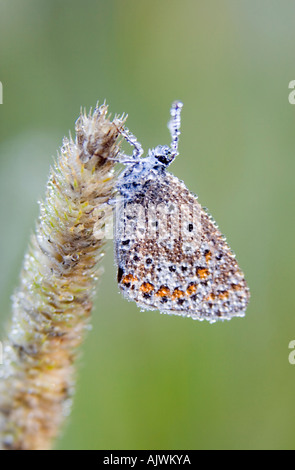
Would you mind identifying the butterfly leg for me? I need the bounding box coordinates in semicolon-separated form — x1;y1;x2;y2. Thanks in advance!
118;126;144;162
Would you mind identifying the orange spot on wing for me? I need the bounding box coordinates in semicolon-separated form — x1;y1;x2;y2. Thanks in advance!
197;268;209;279
231;283;242;291
219;291;229;300
186;284;197;296
172;288;185;300
205;251;212;263
156;286;171;297
121;274;138;285
206;293;216;301
140;282;154;294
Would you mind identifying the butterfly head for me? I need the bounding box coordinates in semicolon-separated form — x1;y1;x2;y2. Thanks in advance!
116;102;183;193
149;145;175;168
147;101;184;168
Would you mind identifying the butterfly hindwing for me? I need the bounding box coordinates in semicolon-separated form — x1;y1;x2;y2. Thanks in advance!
115;172;249;322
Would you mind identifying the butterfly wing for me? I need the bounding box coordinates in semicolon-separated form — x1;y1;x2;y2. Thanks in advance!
115;172;249;323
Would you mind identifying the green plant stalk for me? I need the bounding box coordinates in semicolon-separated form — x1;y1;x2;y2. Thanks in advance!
0;103;125;450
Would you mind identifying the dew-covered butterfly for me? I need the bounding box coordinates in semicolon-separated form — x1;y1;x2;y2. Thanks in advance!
114;102;249;322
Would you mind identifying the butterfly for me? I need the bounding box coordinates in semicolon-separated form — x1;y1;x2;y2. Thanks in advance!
114;102;249;322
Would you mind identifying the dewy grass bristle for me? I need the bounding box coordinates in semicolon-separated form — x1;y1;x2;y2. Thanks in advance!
0;103;125;450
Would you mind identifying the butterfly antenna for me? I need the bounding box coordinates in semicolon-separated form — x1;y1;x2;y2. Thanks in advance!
168;101;183;157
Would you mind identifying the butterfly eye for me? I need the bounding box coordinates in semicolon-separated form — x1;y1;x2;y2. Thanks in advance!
154;146;173;166
156;153;172;165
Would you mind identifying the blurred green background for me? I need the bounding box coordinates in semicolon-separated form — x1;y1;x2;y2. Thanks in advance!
0;0;294;450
